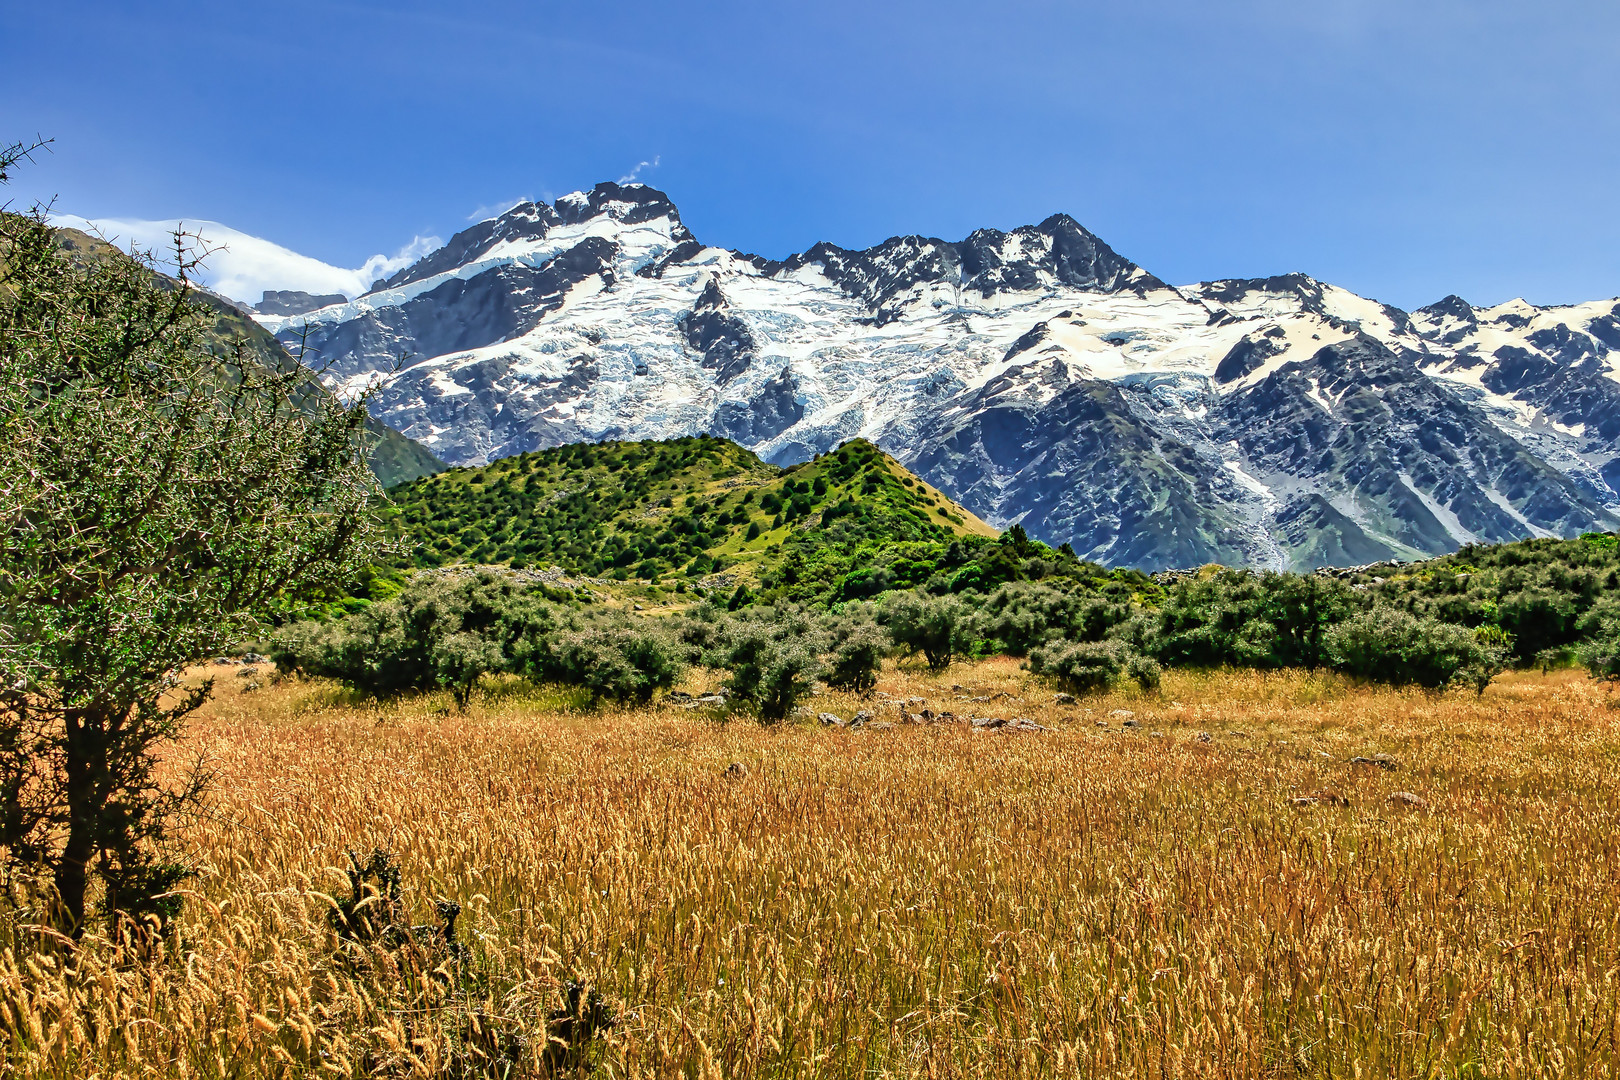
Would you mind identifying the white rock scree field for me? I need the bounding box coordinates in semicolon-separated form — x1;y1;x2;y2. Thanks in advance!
246;182;1620;571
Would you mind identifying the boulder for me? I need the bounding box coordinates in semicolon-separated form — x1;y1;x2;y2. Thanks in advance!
970;716;1049;734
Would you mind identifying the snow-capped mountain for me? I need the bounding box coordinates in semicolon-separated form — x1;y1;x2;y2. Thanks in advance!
253;182;1620;570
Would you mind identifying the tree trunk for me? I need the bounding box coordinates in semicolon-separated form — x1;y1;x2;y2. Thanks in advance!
54;713;99;934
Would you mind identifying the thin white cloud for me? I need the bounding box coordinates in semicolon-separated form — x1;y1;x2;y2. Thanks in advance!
466;196;531;222
50;214;442;305
618;155;661;184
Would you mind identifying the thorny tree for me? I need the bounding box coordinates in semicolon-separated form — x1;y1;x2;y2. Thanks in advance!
0;140;382;934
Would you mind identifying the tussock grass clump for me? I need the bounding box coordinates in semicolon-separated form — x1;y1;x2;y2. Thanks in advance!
1;661;1618;1077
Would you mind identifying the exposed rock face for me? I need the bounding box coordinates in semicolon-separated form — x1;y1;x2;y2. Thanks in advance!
678;278;756;385
712;366;802;450
252;183;1620;569
255;289;349;316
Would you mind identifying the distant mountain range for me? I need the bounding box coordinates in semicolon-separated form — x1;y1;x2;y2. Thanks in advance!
244;182;1620;570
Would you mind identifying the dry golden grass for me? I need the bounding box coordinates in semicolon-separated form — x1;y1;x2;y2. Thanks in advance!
3;660;1620;1077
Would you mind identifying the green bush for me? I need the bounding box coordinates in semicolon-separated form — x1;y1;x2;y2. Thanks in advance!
824;612;888;693
1125;653;1162;692
976;582;1075;655
879;591;973;671
1577;637;1620;679
668;602;732;665
1147;571;1362;670
1575;597;1620;678
273;571;545;707
271;571;686;708
431;631;509;709
1324;606;1507;692
545;623;685;704
723;622;822;722
973;581;1134;655
1028;640;1130;694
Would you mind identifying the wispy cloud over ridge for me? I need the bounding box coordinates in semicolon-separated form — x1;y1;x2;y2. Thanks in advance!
51;215;441;304
466;196;531;222
618;156;661;184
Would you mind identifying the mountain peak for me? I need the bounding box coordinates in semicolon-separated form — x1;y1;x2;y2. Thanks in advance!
366;182;693;296
256;181;1620;572
372;200;558;293
1419;294;1476;320
553;181;686;228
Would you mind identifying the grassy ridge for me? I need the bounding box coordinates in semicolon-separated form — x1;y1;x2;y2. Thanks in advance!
385;435;996;586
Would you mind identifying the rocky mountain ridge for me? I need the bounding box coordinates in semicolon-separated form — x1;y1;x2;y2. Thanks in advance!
251;182;1620;569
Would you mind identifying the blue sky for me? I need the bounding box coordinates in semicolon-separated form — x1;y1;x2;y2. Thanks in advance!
5;0;1619;309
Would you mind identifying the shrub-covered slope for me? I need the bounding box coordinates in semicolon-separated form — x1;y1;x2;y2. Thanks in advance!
1341;532;1620;667
385;435;996;583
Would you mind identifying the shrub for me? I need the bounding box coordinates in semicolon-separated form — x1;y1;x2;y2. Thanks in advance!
274;571;558;707
824;614;888;693
547;623;685;704
1575;598;1620;679
1027;640;1130;694
977;582;1072;655
976;581;1129;655
1125;653;1162;692
1325;606;1507;691
1577;636;1620;680
668;603;732;665
273;593;430;698
879;591;973;671
1495;587;1579;663
1147;571;1362;670
723;626;822;722
433;631;509;709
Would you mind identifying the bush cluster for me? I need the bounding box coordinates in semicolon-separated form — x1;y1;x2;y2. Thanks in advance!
272;572;681;708
277;549;1603;715
284;522;1620;706
274;574;890;720
1323;608;1507;692
1351;533;1620;669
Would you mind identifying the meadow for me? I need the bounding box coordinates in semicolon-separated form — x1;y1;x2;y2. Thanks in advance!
3;660;1618;1078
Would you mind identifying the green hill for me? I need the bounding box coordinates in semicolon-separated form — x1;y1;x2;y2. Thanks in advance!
385;435;1000;594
